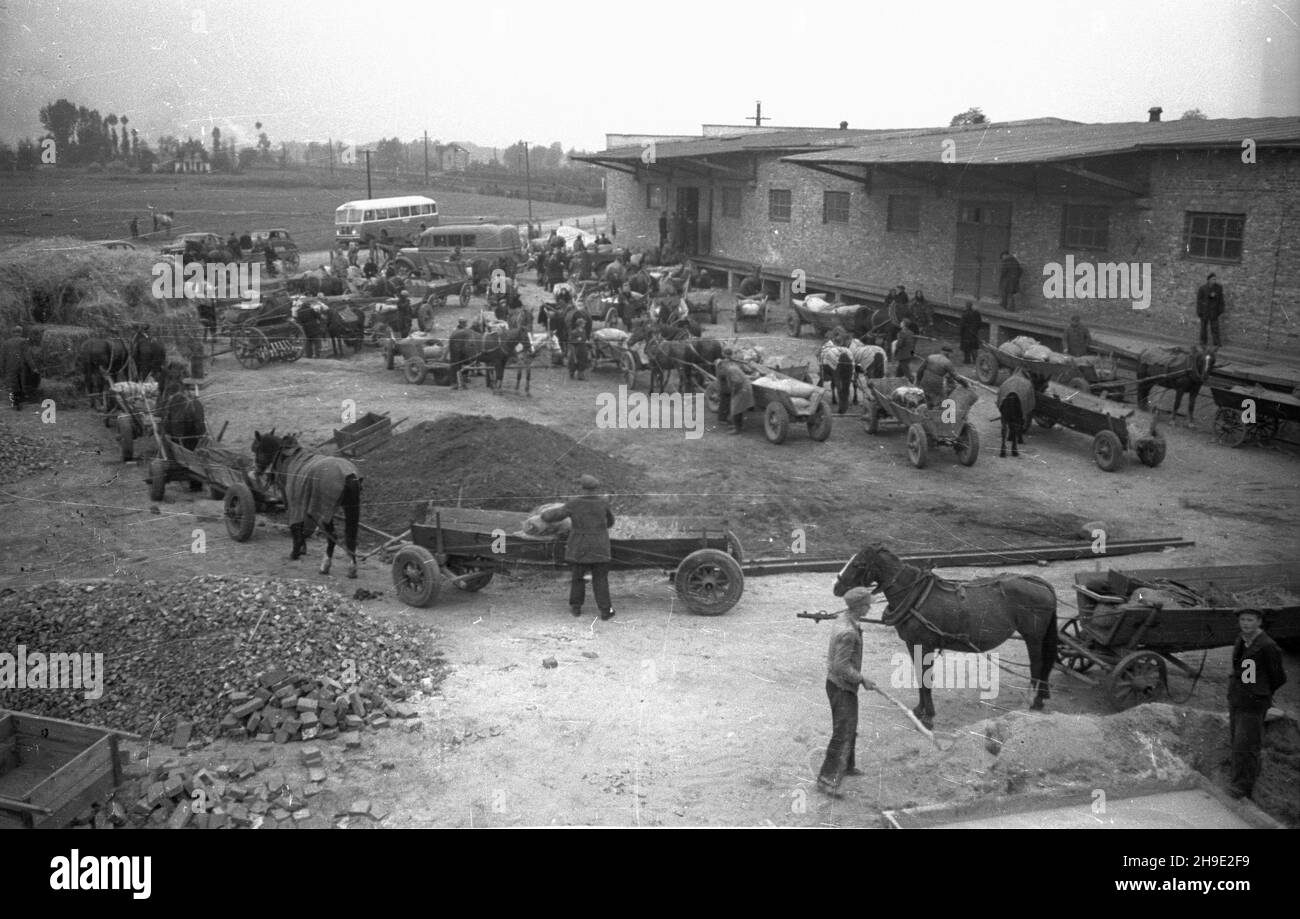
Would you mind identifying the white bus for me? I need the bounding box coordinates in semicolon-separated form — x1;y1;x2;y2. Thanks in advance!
334;195;438;246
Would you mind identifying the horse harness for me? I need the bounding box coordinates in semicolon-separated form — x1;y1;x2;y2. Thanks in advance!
875;564;991;655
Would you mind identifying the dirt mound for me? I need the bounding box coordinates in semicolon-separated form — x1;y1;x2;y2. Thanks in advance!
356;414;646;534
901;704;1299;826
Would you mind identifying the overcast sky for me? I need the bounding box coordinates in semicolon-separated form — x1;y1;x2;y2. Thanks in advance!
1;0;1296;153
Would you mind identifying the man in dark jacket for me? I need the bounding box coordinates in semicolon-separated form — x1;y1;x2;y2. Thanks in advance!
738;266;763;299
1063;314;1092;357
542;475;616;620
1;327;41;410
1196;273;1225;347
715;348;755;434
296;304;323;358
658;211;669;250
999;251;1022;311
1227;608;1286;799
959;302;982;365
817;587;876;797
893;320;918;377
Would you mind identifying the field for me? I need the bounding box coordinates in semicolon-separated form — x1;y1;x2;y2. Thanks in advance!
0;169;602;252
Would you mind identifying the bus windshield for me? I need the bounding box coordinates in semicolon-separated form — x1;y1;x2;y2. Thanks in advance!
335;207;362;224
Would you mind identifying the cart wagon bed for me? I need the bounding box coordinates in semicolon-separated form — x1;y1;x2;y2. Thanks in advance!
1032;380;1166;471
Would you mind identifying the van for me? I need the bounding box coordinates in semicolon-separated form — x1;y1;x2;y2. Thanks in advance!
335;195;438;246
395;224;526;277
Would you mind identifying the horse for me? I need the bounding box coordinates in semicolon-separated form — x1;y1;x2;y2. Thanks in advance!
324;304;365;357
627;323;704;394
995;370;1044;458
833;543;1059;729
818;336;856;415
447;325;535;393
565;308;593;380
253;429;362;578
76;326;166;406
536;301;573;367
1136;345;1215;426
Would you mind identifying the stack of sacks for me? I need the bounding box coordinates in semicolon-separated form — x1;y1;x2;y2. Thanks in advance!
593;327;629;345
1022;343;1052;361
804;295;832;312
111;380;159;400
733;345;765;363
999;340;1024;357
520;503;571;537
890;385;926;408
1045;351;1072;364
754;375;819;399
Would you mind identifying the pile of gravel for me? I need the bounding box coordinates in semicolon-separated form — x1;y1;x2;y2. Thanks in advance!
0;575;446;741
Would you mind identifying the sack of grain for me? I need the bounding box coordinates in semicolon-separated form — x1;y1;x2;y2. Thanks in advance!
999;341;1024;358
593;327;629;345
1046;351;1071;364
805;295;831;312
1011;335;1040;351
1022;344;1052;361
754;375;819;399
522;503;570;537
891;386;926;408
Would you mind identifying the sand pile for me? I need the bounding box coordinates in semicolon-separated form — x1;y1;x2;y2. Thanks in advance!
354;414;646;534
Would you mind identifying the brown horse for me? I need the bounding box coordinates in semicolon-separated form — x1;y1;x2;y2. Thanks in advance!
833;543;1058;729
447;325;535;393
1136;345;1215;426
627;322;704;394
996;370;1045;458
76;325;167;406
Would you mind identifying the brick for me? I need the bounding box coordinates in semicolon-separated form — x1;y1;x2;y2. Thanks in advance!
307;767;327;783
262;708;285;730
318;727;339;741
255;732;274;743
132;796;155;817
403;720;423;733
229;690;252;703
292;808;311;822
348;800;372;817
162;774;185;799
367;714;390;729
300;745;323;763
167;803;192;830
380;698;400;718
393;703;417;719
299;712;319;730
263;772;286;794
208;813;230;830
231;699;266;721
341;731;362;749
216;763;234;778
296;696;319;712
109;801;128;825
225;726;248;741
271;807;291;821
253;686;273;701
319;708;338;728
301;726;320;741
344;715;365;731
93;811;113;830
273;730;291;744
233;760;256;780
304;785;323;798
191;813;210;830
148;807;168;826
282;718;301;736
250;799;270;815
146;781;168;806
258;667;289;688
229;804;252;826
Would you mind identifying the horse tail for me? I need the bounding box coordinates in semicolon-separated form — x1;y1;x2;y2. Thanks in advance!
342;474;362;552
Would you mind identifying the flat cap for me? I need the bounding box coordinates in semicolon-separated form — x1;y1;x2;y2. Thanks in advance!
580;474;600;490
844;587;874;609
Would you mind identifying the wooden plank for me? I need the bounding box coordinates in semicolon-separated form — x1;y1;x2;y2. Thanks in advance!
6;710;138;744
29;735;112;812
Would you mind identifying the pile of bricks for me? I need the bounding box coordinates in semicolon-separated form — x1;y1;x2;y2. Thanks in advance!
74;747;392;830
217;667;423;744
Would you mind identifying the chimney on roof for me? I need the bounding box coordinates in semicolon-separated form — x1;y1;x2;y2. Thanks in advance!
839;121;848;130
1148;106;1163;122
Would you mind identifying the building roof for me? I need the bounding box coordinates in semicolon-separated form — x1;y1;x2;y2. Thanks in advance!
784;117;1300;167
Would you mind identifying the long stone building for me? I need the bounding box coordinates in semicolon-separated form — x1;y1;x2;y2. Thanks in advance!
575;113;1300;351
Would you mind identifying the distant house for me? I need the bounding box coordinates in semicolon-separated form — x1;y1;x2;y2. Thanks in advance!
433;143;469;173
172;151;210;173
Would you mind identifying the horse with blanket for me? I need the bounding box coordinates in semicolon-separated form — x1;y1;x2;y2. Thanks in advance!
253;430;362;578
1136;344;1215;427
833;543;1058;729
627;321;707;394
817;331;887;414
995;369;1046;458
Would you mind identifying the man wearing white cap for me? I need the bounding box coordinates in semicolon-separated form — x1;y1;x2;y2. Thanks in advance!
817;587;876;797
541;474;616;620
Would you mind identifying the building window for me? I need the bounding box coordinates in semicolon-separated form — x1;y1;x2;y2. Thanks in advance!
823;191;850;224
1061;205;1109;249
769;189;791;222
1184;212;1244;262
721;187;742;219
646;184;667;209
887;195;920;232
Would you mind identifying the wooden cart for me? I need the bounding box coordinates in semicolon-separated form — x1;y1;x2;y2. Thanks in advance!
146;431;282;542
1210;382;1300;448
391;507;746;616
787;297;856;339
1031;381;1166;472
0;711;134;829
101;379;160;462
703;365;833;444
975;341;1124;398
862;377;980;468
733;296;770;334
1060;564;1300;710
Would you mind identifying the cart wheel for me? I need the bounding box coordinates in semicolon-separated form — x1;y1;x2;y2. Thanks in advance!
459;282;472;309
404;358;429;385
148;459;168;502
704;381;720;415
862;406;880;435
1035;415;1057;429
1213;407;1247;447
786;313;800;338
1256;414;1280;445
1056;619;1095;673
1092;430;1124;472
975;350;999;385
383;338;396;370
221;483;256;541
954;423;980;466
392;545;441;608
807;402;832;441
117;415;135;462
447;558;494;592
764;402;790;444
1067;376;1090;393
1136;437;1167;468
283;323;305;362
619;350;637;387
906;423;929;468
673;548;744;616
233;328;265;369
1105;651;1167;710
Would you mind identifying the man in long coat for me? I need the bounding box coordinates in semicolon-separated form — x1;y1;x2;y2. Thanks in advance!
999;251;1022;311
958;302;982;365
1227;608;1287;799
1;327;41;410
715;348;755;434
1196;272;1226;348
541;475;616;620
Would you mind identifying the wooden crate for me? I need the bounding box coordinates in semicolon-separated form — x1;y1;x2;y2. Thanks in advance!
0;711;130;829
334;411;392;457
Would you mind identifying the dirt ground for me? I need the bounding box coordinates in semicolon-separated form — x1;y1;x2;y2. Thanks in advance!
2;276;1298;826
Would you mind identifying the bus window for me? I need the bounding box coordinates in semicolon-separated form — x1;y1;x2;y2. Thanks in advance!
433;235;446;247
364;210;375;221
463;235;476;247
420;204;431;215
399;206;411;217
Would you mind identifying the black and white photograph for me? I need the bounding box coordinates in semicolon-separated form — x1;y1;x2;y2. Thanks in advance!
0;0;1297;857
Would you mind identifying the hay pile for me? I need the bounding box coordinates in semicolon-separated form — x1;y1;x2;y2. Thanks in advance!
0;237;202;382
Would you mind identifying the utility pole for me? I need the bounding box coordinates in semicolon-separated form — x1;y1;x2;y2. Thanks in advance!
423;131;429;185
364;150;372;198
521;140;533;232
750;101;768;127
328;136;334;174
